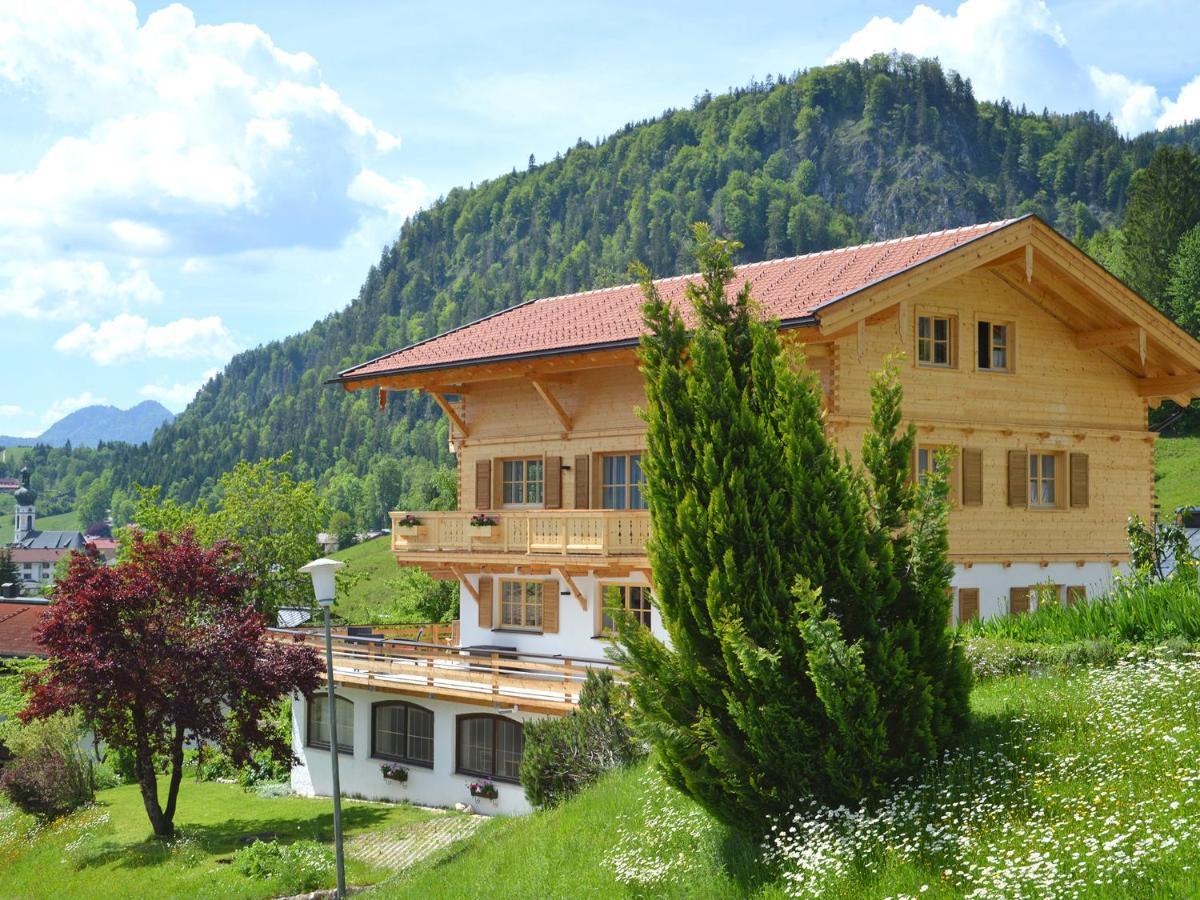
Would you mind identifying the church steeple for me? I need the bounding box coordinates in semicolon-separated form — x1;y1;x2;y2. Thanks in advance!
13;466;35;543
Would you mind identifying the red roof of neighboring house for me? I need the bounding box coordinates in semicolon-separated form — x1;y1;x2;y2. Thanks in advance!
0;601;46;658
10;549;68;564
340;219;1019;381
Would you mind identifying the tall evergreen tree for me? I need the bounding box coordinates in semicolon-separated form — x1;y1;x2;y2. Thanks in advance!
1122;146;1200;306
616;225;970;831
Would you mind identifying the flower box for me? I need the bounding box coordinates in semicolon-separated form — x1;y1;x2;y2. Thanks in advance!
468;525;495;538
395;525;424;537
468;779;498;800
468;515;499;538
380;763;409;783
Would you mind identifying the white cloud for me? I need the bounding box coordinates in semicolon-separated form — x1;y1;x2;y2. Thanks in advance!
828;0;1200;135
347;169;433;221
0;405;25;418
54;313;238;365
139;367;220;411
41;391;107;427
0;259;162;320
0;1;421;257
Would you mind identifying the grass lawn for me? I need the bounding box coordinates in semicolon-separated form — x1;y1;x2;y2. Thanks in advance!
331;536;405;622
379;650;1200;898
1155;436;1200;514
0;780;434;899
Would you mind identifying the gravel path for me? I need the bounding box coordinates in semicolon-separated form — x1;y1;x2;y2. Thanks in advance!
346;813;485;871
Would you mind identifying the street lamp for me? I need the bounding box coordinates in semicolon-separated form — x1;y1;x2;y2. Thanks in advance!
300;557;347;900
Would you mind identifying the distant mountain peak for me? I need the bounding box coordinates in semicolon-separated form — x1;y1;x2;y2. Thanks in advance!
0;401;176;449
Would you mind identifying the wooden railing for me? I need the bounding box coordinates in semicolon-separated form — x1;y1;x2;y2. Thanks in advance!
270;628;618;714
390;509;651;557
310;622;460;646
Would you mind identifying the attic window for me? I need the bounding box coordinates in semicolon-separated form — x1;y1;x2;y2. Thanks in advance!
977;321;1012;372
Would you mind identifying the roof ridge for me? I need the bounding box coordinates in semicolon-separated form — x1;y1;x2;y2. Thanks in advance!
528;218;1021;307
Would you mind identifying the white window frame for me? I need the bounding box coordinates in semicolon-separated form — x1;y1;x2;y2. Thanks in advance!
916;312;957;369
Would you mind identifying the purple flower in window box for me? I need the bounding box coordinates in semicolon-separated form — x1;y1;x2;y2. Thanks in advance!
395;513;422;528
380;762;409;783
468;779;498;800
469;514;498;527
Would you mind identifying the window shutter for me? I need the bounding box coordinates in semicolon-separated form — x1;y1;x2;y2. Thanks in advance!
574;455;590;509
477;576;493;629
1067;585;1086;607
544;456;562;509
958;588;980;623
475;460;492;511
493;460;504;508
542;580;559;634
1009;587;1030;616
1007;450;1028;507
1070;453;1089;508
962;448;983;506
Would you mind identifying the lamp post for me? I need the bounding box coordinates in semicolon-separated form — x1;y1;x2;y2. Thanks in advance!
299;557;347;900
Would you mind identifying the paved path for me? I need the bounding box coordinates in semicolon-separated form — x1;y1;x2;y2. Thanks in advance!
346;812;485;871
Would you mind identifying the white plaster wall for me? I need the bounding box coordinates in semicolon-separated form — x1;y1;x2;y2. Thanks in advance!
457;570;665;660
291;686;538;816
950;561;1123;622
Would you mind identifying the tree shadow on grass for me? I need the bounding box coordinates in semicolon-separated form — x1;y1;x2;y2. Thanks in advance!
75;804;393;871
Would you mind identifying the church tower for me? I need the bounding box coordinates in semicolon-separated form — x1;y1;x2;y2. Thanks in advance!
13;466;35;543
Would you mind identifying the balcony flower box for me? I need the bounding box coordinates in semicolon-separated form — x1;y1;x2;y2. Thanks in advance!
380;762;409;784
469;514;498;538
468;779;498;801
394;514;424;537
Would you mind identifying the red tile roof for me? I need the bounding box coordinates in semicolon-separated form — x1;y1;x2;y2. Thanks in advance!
341;218;1021;381
0;601;47;658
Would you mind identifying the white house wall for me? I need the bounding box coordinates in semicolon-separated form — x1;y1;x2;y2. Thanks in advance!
291;686;537;816
949;561;1122;622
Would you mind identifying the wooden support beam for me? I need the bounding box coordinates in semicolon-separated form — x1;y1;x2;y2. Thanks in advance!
428;392;468;436
558;570;587;611
1074;325;1143;351
449;565;479;604
529;378;572;431
1136;373;1200;398
1025;244;1034;283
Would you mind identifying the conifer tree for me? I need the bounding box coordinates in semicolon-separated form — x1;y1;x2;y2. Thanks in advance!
616;224;970;831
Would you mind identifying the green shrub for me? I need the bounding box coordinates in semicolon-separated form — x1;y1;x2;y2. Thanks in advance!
0;713;94;818
521;670;643;809
234;839;334;894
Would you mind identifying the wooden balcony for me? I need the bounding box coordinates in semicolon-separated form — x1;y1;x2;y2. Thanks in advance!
389;509;651;575
270;627;617;715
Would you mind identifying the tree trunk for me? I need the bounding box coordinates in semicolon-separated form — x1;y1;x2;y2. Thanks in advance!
131;705;172;839
162;723;186;832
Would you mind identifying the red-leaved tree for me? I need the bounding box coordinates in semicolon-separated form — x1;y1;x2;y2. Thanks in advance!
22;530;322;838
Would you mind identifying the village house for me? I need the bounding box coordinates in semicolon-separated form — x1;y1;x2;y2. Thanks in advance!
288;215;1200;814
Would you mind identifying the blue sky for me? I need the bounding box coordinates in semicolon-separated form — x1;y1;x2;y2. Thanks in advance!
3;0;1199;436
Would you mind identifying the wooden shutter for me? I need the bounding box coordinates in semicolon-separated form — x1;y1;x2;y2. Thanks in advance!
475;460;492;510
1009;586;1030;616
493;460;505;508
962;448;983;506
1070;453;1089;508
959;587;980;623
573;455;590;509
1067;585;1086;607
477;576;493;629
544;456;562;509
1007;450;1028;508
541;580;559;634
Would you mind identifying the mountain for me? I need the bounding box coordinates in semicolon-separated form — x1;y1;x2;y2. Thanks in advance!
0;401;175;449
17;55;1200;526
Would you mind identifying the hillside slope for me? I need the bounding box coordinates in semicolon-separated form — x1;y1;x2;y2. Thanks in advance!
26;55;1200;518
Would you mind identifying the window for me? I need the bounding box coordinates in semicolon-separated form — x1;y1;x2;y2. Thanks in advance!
977;320;1011;372
916;445;957;503
601;453;647;510
499;580;544;630
307;694;354;754
917;314;955;367
371;701;434;767
599;584;653;635
1029;452;1060;509
456;714;524;783
502;458;543;506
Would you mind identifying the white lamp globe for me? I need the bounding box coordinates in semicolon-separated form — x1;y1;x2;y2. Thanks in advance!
299;557;345;608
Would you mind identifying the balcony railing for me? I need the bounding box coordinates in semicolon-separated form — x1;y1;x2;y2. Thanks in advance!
293;622;460;646
270;627;618;714
390;509;651;558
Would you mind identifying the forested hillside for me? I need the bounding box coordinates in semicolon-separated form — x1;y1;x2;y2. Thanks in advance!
12;54;1200;529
